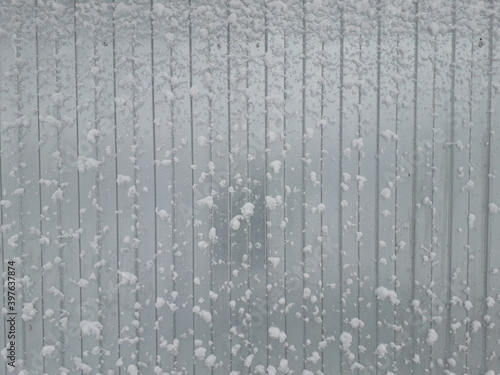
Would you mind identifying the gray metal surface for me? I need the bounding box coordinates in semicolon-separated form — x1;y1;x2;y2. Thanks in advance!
0;0;499;374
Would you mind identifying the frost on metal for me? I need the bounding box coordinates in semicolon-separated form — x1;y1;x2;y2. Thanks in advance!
0;0;499;374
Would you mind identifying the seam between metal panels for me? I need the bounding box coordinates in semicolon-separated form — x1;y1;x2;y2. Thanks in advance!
149;0;158;363
356;34;362;366
226;0;233;369
188;2;195;373
393;32;400;364
72;0;84;366
338;5;345;375
169;42;177;371
208;37;215;373
54;28;66;369
445;0;457;367
410;2;419;370
4;1;45;372
430;33;437;369
320;37;325;375
282;13;288;364
466;26;475;372
130;30;140;364
93;8;105;368
111;2;122;371
264;0;270;366
245;34;251;367
482;2;494;369
226;0;232;370
375;2;382;372
301;0;307;368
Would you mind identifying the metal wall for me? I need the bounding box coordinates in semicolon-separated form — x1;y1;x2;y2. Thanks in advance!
1;0;499;374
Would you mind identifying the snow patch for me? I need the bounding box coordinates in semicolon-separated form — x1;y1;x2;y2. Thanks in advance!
340;332;353;350
269;160;282;174
375;286;400;306
426;328;438;346
79;320;103;339
268;326;287;343
380;188;391;199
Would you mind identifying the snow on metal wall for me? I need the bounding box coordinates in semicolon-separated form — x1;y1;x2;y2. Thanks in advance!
0;0;499;374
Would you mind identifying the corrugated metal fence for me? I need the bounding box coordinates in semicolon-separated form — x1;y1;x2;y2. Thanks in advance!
1;0;499;374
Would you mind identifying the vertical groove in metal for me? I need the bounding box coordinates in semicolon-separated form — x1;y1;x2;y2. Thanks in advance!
207;35;215;374
226;0;232;370
149;0;158;362
208;35;215;374
319;38;325;375
393;31;400;364
34;1;45;373
282;13;288;363
188;2;195;372
169;39;177;370
338;6;345;375
410;2;419;367
445;0;457;364
245;32;251;368
356;34;362;365
264;1;270;365
111;1;121;369
430;32;438;367
301;0;307;367
375;1;382;368
483;1;495;369
131;30;140;360
53;22;66;368
93;3;104;366
72;0;83;366
465;25;474;373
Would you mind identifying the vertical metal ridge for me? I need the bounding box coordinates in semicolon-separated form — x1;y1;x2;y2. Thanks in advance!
111;1;122;370
356;34;362;365
338;5;345;374
149;0;158;362
374;2;382;371
264;0;270;366
34;1;45;372
245;35;251;366
430;32;438;367
482;1;495;369
410;2;419;369
319;38;325;375
188;2;195;373
466;26;474;372
91;3;105;366
72;0;84;365
130;34;140;362
445;0;457;367
282;18;288;362
301;0;307;367
169;43;177;370
393;32;400;358
208;36;215;374
53;26;66;369
226;0;232;369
